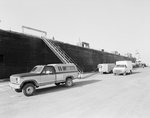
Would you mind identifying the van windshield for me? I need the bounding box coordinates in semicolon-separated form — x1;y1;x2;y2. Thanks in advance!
116;65;126;68
30;66;44;73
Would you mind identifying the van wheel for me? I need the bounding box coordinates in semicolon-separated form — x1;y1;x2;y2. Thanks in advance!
123;72;126;76
55;83;60;86
22;83;35;96
15;89;22;93
65;78;73;87
130;70;132;74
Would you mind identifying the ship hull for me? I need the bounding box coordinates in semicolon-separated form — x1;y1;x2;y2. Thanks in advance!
0;29;135;79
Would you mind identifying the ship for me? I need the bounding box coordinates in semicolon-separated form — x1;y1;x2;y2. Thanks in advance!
0;28;135;79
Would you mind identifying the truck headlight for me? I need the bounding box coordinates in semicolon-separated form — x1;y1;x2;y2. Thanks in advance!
16;78;20;83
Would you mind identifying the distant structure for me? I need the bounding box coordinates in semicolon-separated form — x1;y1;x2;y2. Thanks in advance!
77;41;90;48
111;51;119;55
135;50;141;64
124;53;132;58
101;49;104;52
52;37;55;40
22;26;47;37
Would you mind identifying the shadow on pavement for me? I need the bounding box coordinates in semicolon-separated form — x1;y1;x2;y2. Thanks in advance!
81;72;99;79
35;79;101;96
131;71;141;75
114;71;141;76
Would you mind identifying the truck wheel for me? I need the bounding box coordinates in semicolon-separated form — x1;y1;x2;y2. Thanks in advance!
15;89;22;93
55;83;60;86
65;78;73;87
22;83;35;96
123;72;126;76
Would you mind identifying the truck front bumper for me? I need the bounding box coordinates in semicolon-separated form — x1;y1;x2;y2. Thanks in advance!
9;82;21;89
113;70;124;74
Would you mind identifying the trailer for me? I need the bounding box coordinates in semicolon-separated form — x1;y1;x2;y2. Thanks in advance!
97;63;115;74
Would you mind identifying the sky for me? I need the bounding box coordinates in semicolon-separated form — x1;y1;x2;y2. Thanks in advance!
0;0;150;63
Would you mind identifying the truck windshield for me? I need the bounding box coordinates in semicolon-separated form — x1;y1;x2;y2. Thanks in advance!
30;66;44;73
116;65;126;67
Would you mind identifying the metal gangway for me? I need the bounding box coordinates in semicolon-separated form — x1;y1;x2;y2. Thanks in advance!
41;36;83;78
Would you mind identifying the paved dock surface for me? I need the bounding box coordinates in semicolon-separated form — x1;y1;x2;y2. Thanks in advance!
0;67;150;118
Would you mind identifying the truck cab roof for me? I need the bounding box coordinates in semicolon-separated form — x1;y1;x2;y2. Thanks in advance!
47;63;77;73
47;63;75;67
31;63;77;73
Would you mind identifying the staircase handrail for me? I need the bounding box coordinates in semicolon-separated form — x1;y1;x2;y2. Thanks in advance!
47;39;83;73
42;37;68;63
41;36;83;75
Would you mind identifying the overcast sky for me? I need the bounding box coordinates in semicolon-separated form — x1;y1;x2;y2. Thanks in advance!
0;0;150;63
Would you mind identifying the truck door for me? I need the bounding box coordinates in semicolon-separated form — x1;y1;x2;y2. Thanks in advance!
56;74;64;82
40;66;56;86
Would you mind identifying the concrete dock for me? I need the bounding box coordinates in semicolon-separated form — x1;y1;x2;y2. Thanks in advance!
0;67;150;118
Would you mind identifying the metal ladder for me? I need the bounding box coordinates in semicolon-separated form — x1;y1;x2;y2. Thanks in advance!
41;36;83;77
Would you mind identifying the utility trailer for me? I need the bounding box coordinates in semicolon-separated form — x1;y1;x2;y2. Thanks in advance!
97;63;115;74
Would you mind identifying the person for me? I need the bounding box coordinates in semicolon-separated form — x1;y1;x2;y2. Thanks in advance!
142;64;144;68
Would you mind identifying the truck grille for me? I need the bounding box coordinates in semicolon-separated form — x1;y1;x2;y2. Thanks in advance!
115;70;121;74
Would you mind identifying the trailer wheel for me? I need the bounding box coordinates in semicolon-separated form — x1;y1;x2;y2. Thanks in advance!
22;83;35;96
123;72;126;76
65;78;73;87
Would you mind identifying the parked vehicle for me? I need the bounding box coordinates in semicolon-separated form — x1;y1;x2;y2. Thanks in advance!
9;63;78;96
98;63;115;74
113;61;133;75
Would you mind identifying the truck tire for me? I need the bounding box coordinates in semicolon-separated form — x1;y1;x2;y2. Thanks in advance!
22;83;35;96
15;89;22;93
65;78;73;87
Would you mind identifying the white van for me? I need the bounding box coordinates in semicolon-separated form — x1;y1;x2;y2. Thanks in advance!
113;61;133;75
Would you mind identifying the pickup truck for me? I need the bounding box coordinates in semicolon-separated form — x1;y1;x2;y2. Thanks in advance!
9;63;79;96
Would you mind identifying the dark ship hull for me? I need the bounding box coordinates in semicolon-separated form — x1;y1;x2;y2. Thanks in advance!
0;29;135;79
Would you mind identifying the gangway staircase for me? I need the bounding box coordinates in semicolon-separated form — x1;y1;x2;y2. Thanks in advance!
41;36;83;78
